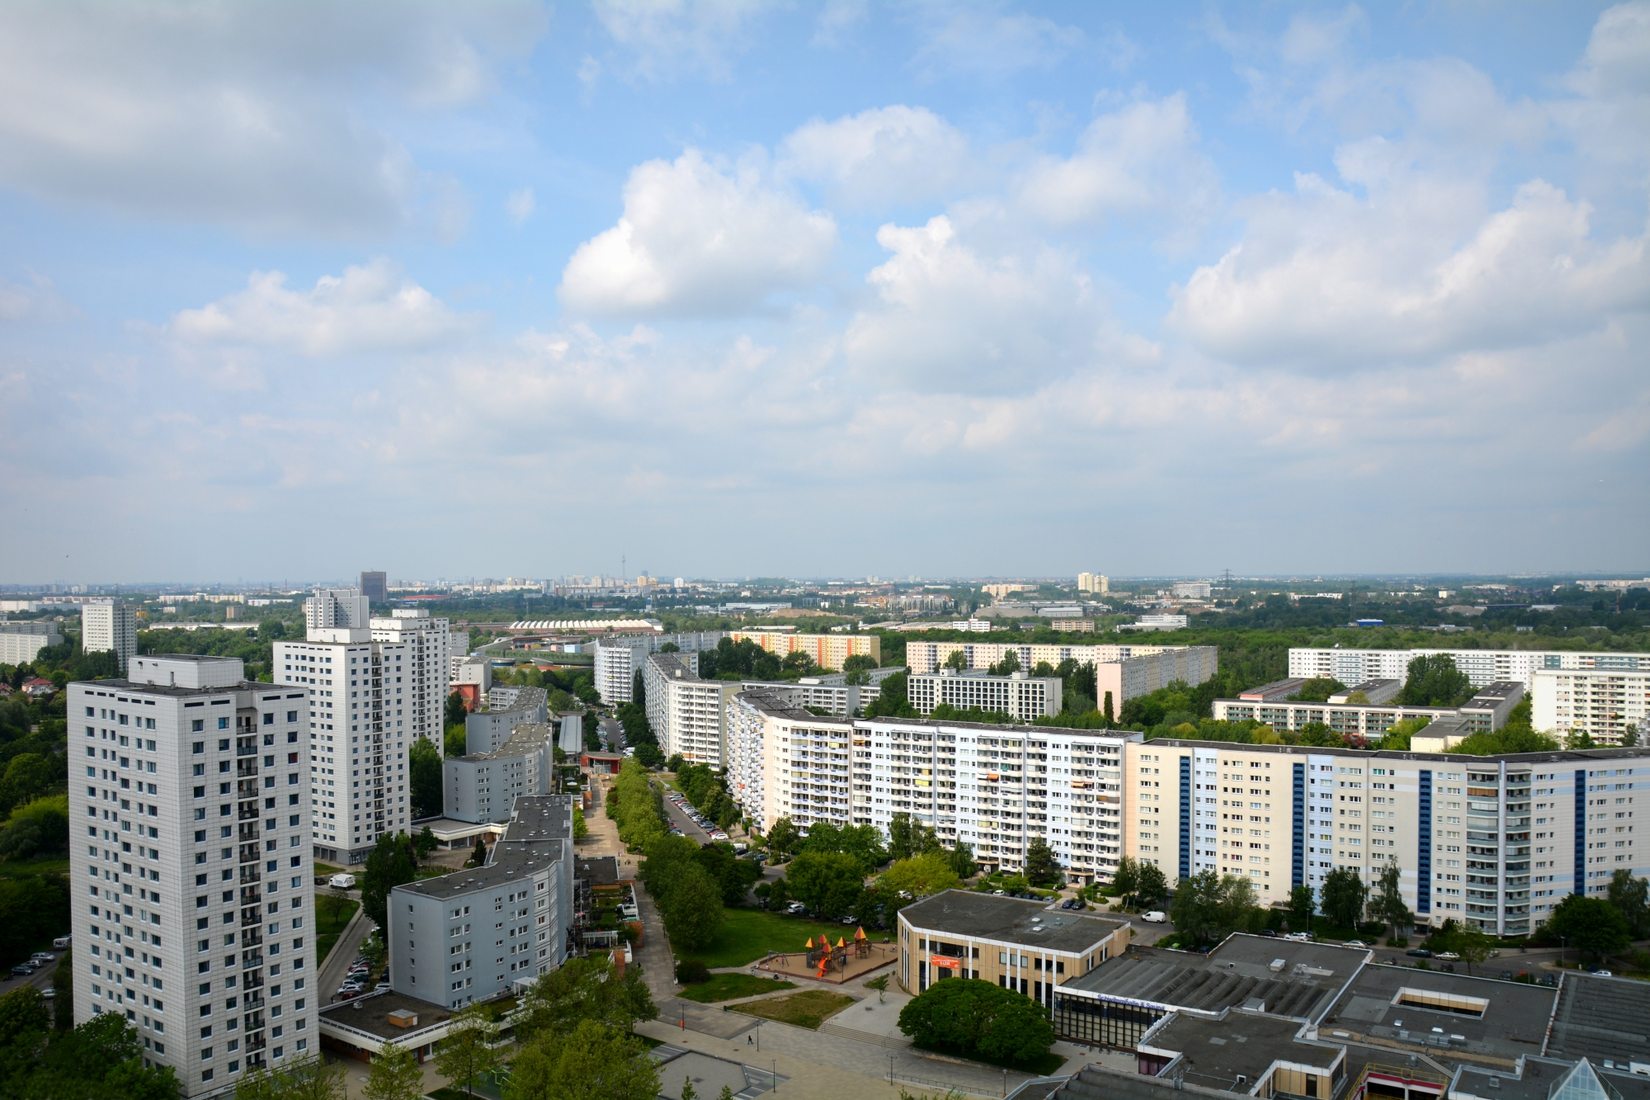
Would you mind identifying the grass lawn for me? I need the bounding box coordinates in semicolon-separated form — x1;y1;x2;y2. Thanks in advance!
315;896;359;965
313;860;346;877
681;973;796;1003
735;990;855;1030
684;907;890;969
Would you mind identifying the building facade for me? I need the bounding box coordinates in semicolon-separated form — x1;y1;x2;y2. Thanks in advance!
1077;573;1109;595
463;687;549;755
273;630;411;864
1123;739;1650;936
1288;647;1650;745
1531;667;1649;745
908;670;1063;720
0;619;63;664
389;795;573;1010
726;690;855;834
81;600;138;672
904;642;1217;708
725;630;881;671
591;630;725;704
444;724;555;824
302;588;369;633
369;609;455;750
69;656;316;1098
359;571;387;602
643;652;737;765
1212;682;1525;740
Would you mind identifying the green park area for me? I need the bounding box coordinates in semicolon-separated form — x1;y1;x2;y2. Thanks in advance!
686;907;886;969
735;990;856;1030
681;972;796;1003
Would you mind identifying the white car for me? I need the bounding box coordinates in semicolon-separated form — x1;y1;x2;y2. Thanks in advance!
1284;932;1311;942
1141;911;1167;923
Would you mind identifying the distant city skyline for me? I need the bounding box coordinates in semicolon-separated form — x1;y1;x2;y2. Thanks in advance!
1;3;1645;581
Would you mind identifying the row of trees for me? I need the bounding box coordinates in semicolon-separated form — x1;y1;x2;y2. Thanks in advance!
639;835;729;951
670;759;740;830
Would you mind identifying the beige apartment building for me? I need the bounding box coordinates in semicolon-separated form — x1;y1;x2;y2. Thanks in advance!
905;642;1217;709
726;630;881;671
908;669;1062;720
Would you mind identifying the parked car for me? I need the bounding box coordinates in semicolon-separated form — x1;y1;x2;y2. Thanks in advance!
1283;932;1311;942
1406;948;1433;958
10;964;34;977
840;915;857;925
1436;951;1461;961
1590;969;1613;977
52;936;71;949
785;902;806;915
30;952;54;963
1343;940;1368;948
41;988;55;1000
1141;911;1167;923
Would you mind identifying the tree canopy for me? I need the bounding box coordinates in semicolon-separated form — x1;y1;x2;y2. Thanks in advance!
897;978;1055;1065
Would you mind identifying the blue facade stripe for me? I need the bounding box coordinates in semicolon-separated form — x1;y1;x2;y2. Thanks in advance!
1178;758;1192;881
1291;763;1306;890
1417;770;1432;915
1574;772;1587;895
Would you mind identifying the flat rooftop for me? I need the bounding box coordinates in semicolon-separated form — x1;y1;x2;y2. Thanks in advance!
1455;1058;1650;1100
576;856;623;885
1318;963;1557;1064
456;722;552;762
1062;934;1366;1021
901;891;1126;955
400;795;570;900
318;990;455;1042
1145;1010;1342;1089
1543;973;1650;1067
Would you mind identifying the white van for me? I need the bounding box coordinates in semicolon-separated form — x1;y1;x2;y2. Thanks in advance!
328;873;357;889
53;936;72;949
1141;910;1168;923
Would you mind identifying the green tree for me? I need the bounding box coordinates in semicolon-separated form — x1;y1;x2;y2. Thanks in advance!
1436;923;1495;976
1399;654;1472;706
469;837;488;866
949;839;977;880
573;807;589;841
516;953;656;1042
681;1076;698;1100
897;978;1055;1065
785;850;867;917
1111;857;1140;908
1544;894;1631;965
1286;678;1345;702
1136;863;1169;906
942;651;968;671
1289;885;1315;933
1371;860;1412;939
434;1002;502;1099
1171;871;1260;945
661;865;724;951
505;1019;660;1100
1381;716;1431;751
879;853;960;899
33;1011;181;1100
363;1042;423;1100
408;738;443;819
0;986;50;1088
1023;836;1063;888
360;831;418;933
1319;867;1368;931
51;946;72;1031
413;825;438;861
0;793;69;861
1606;869;1650;939
445;690;468;727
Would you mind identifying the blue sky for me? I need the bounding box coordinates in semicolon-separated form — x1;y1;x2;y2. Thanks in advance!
1;1;1645;584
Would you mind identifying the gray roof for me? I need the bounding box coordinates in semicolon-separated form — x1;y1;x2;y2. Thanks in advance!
318;989;456;1040
454;722;553;762
1318;963;1558;1063
1061;934;1367;1022
1455;1056;1650;1100
1145;1010;1342;1089
1048;1062;1272;1100
900;891;1126;955
1544;973;1650;1067
399;795;570;900
1148;739;1650;764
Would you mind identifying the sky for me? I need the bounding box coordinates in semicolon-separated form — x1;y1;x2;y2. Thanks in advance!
0;1;1646;585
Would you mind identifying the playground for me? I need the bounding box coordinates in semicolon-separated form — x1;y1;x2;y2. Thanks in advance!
754;925;898;984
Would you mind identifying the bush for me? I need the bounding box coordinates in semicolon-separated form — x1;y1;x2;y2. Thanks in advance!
677;959;711;984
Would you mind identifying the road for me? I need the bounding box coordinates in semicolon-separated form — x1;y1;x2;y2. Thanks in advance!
317;896;376;1004
600;716;624;751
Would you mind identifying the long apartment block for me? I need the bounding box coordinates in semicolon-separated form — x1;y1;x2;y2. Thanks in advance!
1289;647;1650;744
728;690;1650;935
726;630;882;670
644;652;737;765
904;642;1217;706
1125;739;1650;936
908;669;1063;720
1213;679;1525;740
70;656;317;1098
389;795;573;1010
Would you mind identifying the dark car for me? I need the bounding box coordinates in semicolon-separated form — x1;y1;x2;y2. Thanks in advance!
1406;948;1433;958
1258;929;1279;937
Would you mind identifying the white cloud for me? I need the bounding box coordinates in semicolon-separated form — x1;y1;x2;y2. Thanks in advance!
559;150;836;315
0;273;71;324
592;0;768;82
1170;176;1650;369
506;187;537;225
780;106;969;206
909;5;1090;79
1569;1;1650;98
169;260;471;356
1016;95;1219;236
843;215;1105;393
0;1;545;236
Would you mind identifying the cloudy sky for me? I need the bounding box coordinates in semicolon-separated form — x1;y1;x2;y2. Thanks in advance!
1;1;1646;585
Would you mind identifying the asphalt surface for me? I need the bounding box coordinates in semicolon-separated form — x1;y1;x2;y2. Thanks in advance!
317;895;377;1004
